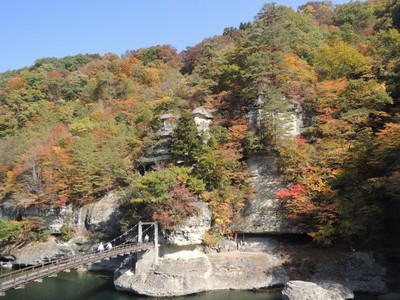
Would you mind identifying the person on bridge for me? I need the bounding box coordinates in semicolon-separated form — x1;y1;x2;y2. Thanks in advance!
144;234;149;243
97;242;104;252
106;242;112;250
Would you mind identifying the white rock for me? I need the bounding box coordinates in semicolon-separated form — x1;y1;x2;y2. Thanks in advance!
164;202;212;246
114;251;287;297
234;155;301;234
282;280;354;300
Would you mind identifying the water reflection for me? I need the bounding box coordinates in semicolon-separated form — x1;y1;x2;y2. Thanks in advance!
1;269;281;300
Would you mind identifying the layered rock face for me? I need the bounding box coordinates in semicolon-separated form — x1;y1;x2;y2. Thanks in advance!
10;236;77;265
141;107;214;165
0;198;73;234
164;202;212;246
234;155;300;234
0;192;123;264
0;192;122;238
114;250;287;297
311;252;387;293
75;192;123;238
235;97;303;234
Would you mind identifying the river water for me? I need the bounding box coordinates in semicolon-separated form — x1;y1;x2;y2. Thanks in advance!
0;267;389;299
1;269;282;300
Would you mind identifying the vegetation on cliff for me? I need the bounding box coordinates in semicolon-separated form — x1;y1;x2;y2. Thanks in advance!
1;0;399;246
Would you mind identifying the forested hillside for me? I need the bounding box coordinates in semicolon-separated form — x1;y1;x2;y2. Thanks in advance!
1;0;399;247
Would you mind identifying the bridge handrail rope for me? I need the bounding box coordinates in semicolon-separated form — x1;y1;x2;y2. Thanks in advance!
125;224;153;244
104;222;155;246
0;221;157;293
105;223;139;247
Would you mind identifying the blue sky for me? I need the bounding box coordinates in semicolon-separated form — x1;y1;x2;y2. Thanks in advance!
0;0;349;72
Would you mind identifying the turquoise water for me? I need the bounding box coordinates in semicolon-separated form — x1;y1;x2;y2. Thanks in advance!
1;269;282;300
0;267;386;299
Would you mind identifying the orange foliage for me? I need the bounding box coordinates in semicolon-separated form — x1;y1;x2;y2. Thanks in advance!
120;57;140;77
140;67;160;86
315;78;347;109
7;76;26;90
228;124;248;142
47;71;63;79
373;123;400;166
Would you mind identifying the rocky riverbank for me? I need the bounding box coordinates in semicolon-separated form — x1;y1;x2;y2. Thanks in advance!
113;239;391;298
114;249;286;297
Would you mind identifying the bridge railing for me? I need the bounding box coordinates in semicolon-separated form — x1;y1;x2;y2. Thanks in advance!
0;242;153;293
0;221;158;294
95;222;155;249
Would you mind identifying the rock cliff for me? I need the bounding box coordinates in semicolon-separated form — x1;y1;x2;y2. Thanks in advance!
140;107;214;165
234;155;300;234
0;192;123;238
235;97;303;234
0;192;124;265
164;202;211;246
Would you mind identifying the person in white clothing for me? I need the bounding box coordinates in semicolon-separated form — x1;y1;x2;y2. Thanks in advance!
106;242;112;250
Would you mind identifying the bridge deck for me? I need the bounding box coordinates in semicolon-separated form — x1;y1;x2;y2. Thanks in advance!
0;242;153;294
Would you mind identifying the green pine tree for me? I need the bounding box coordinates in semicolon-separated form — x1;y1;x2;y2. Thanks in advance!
170;111;202;166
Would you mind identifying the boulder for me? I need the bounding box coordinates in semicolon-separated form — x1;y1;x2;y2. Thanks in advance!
76;192;123;238
114;250;287;297
318;281;355;299
11;236;77;265
282;280;354;300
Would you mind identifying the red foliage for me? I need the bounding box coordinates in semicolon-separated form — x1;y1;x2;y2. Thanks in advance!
276;184;307;199
295;134;308;144
276;189;294;198
152;210;173;229
56;194;69;206
50;123;68;140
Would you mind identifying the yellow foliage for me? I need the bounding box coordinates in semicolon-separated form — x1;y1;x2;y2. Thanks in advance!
315;40;372;79
284;54;317;84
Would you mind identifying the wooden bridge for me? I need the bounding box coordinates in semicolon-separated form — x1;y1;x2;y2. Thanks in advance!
0;221;158;296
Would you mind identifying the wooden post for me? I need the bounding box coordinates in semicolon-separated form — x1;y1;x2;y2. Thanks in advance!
154;222;159;265
138;221;143;243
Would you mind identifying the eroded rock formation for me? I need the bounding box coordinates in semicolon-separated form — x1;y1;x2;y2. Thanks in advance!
164;202;211;246
114;250;287;297
234;155;301;234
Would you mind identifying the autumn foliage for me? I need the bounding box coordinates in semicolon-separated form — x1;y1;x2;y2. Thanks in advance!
1;0;400;246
